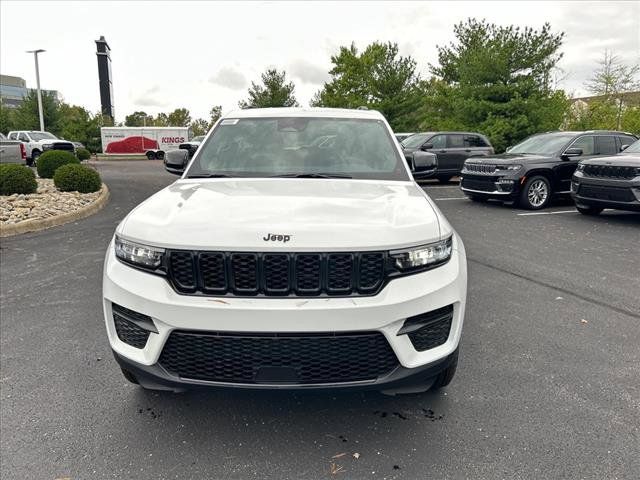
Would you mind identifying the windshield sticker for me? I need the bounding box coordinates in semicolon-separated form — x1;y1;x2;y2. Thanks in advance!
220;119;239;125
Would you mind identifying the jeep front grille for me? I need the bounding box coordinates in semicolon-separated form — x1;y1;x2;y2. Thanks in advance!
462;163;497;175
166;250;387;297
582;164;637;179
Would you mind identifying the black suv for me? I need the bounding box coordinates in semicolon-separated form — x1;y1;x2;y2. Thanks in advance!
401;132;494;182
571;140;640;215
178;135;205;159
460;130;638;209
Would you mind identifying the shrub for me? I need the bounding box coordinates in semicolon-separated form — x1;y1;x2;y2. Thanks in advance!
0;164;38;195
37;150;79;178
53;164;102;193
76;147;91;161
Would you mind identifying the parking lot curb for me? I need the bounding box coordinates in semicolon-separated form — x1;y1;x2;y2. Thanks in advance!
0;184;110;238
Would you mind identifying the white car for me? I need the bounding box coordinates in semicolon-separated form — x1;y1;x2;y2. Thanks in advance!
103;108;467;394
7;130;75;166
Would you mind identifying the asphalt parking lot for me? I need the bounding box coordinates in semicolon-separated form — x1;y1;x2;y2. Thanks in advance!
1;161;639;480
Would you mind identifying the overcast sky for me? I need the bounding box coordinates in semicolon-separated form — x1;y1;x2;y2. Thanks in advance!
1;1;638;122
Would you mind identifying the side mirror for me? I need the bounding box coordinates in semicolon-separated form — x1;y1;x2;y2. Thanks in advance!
420;143;433;151
412;150;437;171
164;149;189;175
620;144;630;152
561;148;583;159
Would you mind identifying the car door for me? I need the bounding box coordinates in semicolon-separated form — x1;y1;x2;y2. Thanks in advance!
433;134;463;173
557;135;595;192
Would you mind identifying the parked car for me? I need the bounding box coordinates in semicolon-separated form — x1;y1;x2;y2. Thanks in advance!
178;135;205;159
105;108;467;394
401;131;494;182
0;133;27;164
460;130;639;209
571;140;640;215
71;141;86;150
394;132;415;143
7;130;75;166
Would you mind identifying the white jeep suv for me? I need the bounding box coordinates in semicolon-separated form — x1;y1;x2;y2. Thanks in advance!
103;108;467;394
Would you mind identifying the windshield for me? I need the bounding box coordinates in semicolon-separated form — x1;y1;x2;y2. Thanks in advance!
185;117;409;181
623;139;640;153
401;133;429;149
508;133;575;155
192;136;205;142
29;132;57;141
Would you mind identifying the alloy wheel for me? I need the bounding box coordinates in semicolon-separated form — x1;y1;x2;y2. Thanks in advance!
527;179;548;207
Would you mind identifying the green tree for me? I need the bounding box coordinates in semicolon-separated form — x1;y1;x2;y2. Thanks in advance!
12;90;61;134
584;51;640;129
57;103;104;152
208;105;222;128
153;112;169;126
0;105;16;134
239;69;299;108
311;42;426;131
124;111;154;127
166;108;192;127
190;118;209;136
427;19;569;152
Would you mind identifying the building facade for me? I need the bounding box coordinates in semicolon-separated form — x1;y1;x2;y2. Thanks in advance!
0;74;60;108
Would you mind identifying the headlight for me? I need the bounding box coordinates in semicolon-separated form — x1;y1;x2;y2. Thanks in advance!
495;164;522;171
390;236;453;272
42;144;52;150
114;235;164;269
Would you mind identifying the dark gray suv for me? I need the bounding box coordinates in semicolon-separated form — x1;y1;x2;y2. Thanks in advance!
402;132;494;182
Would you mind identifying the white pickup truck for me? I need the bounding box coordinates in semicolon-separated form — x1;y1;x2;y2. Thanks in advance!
0;133;27;164
7;131;75;166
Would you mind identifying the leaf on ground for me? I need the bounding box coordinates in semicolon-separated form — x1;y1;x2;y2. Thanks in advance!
581;319;588;324
353;452;360;459
329;462;345;475
332;452;347;458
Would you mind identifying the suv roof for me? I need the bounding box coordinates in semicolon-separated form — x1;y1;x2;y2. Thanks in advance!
223;107;385;120
540;130;637;136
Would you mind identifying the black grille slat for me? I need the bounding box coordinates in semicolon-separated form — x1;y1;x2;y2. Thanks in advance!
170;252;196;291
199;253;226;293
583;164;636;179
358;253;385;292
295;254;322;295
168;251;387;297
159;331;398;384
263;254;290;294
231;253;258;294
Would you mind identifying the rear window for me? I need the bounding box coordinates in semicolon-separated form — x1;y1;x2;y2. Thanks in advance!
187;117;410;181
465;135;488;147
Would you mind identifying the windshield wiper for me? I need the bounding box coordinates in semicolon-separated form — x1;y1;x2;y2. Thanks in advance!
185;173;233;178
271;173;353;179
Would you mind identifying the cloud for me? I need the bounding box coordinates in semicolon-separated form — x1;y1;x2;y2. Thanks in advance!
132;85;169;108
289;59;330;85
209;67;248;90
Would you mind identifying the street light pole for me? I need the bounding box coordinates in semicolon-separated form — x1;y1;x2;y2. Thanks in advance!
26;49;46;131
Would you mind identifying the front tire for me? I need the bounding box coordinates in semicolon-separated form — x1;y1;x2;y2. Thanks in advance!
519;175;552;210
576;205;603;216
146;151;156;160
430;350;458;390
29;150;41;167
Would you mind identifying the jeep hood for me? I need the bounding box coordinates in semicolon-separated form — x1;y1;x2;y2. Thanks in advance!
118;179;446;251
465;153;552;164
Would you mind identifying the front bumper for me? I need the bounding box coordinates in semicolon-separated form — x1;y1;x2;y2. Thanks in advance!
102;235;467;390
571;174;640;212
459;173;521;199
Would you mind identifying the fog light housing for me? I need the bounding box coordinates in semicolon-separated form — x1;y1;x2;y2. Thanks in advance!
497;178;515;192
